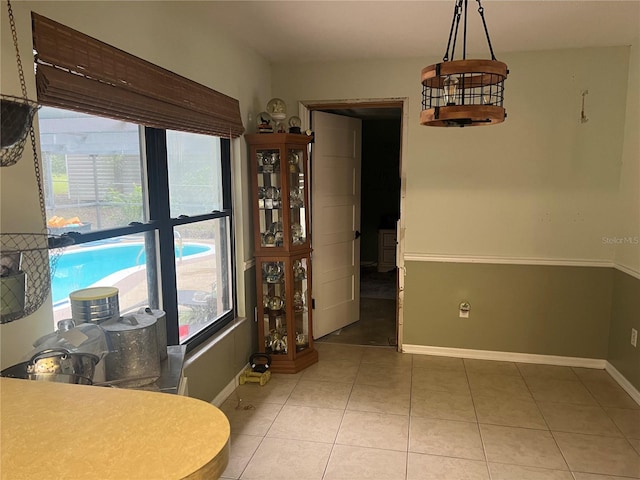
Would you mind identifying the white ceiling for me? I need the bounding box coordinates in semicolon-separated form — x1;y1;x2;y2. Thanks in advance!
202;0;640;63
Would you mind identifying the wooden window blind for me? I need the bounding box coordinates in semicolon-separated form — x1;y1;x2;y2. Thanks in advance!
32;12;244;138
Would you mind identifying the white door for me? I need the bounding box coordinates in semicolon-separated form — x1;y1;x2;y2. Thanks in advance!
310;111;362;339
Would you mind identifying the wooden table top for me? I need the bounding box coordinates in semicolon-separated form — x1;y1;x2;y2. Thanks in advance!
0;377;229;479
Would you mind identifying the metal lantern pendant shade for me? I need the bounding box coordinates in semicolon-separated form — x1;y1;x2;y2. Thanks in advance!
421;0;508;127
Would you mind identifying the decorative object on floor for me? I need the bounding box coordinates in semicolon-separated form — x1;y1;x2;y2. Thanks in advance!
239;353;272;386
420;0;508;127
1;0;40;166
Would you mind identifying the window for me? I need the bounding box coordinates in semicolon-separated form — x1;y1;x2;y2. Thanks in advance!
32;13;243;350
42;107;236;349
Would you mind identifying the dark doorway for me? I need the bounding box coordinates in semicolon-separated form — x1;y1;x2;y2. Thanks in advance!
315;109;401;346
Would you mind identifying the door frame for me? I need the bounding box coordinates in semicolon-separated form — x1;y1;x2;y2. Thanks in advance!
299;98;408;352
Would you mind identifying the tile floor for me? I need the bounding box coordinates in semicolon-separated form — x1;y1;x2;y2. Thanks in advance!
219;343;640;480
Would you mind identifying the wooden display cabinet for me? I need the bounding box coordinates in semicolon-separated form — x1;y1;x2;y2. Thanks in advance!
255;254;317;373
247;133;318;373
246;133;312;255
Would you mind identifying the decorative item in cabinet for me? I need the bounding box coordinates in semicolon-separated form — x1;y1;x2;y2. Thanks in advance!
247;133;312;254
255;254;317;374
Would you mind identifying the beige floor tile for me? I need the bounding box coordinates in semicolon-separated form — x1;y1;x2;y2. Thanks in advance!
314;343;365;363
464;358;521;376
412;368;471;395
270;370;305;381
221;434;263;479
407;453;489;479
573;473;640;480
572;368;614;383
240;437;332;480
347;382;410;415
525;377;598;405
553;431;640;478
360;347;412;367
517;363;579;381
410;388;477;422
629;437;640;455
412;354;465;372
301;359;359;384
336;410;409;451
323;445;407;480
538;402;622;437
409;417;485;460
582;380;640;409
220;399;283;436
355;363;411;389
480;424;568;470
286;379;353;409
488;463;573;479
266;404;344;443
474;394;547;429
234;379;298;405
468;373;534;401
605;407;640;438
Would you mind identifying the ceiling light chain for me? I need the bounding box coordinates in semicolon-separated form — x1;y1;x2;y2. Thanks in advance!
443;0;463;62
476;0;497;61
421;0;509;127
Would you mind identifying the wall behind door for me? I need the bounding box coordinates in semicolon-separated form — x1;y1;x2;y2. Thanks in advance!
361;119;401;265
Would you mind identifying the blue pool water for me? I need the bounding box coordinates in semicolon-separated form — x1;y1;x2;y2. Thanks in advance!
51;243;211;305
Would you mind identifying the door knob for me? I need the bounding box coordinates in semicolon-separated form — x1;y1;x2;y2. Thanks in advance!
354;230;361;239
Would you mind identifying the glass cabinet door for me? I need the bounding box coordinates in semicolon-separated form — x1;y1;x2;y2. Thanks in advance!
256;149;283;248
261;260;287;355
287;148;307;248
292;257;310;352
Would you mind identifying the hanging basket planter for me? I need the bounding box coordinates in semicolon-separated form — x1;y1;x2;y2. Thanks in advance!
0;270;27;322
1;94;40;166
0;233;69;324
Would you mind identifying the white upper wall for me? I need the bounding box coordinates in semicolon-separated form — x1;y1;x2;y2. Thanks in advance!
272;46;632;263
0;1;271;367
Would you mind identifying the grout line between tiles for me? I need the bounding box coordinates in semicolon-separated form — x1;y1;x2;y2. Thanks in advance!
321;353;360;480
463;360;494;480
405;353;414;480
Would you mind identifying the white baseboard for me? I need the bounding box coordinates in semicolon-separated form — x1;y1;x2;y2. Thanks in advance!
404;345;640;406
606;361;640;406
210;363;249;407
402;344;607;369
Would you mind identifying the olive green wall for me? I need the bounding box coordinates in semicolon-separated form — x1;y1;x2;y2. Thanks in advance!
608;270;640;390
403;261;613;359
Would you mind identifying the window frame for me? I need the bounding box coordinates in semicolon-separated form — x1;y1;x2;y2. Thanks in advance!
46;121;237;352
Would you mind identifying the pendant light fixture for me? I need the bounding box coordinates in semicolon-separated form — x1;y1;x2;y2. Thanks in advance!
421;0;508;127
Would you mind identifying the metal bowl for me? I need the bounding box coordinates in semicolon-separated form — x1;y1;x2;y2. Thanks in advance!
1;348;99;384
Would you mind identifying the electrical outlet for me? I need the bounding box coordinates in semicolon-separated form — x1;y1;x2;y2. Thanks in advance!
459;302;470;318
632;328;638;348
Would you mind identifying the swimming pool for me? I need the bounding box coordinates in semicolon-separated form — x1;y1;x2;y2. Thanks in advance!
51;242;212;305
